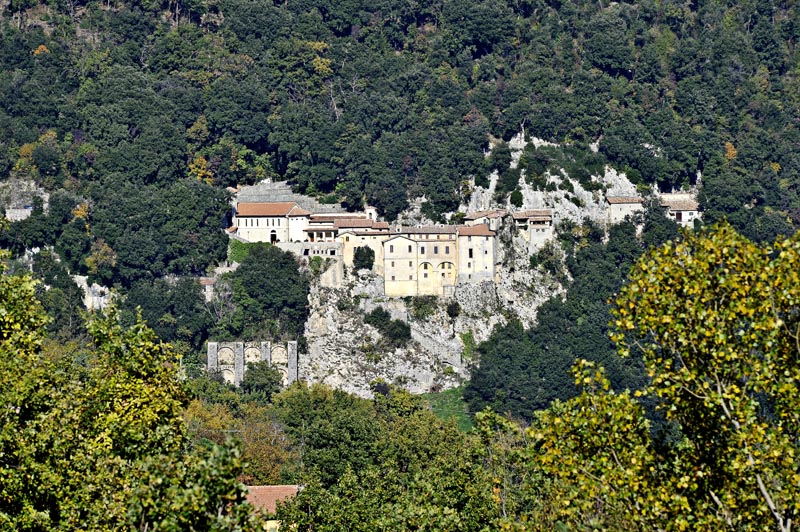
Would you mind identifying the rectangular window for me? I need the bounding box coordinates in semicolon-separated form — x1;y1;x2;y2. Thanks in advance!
391;275;395;281
434;246;439;254
390;245;394;252
424;273;428;278
468;236;472;241
467;262;471;268
421;246;425;254
423;263;428;270
408;245;412;252
445;246;450;254
468;248;473;258
391;261;395;267
409;275;413;280
409;261;412;267
484;250;488;254
346;236;350;242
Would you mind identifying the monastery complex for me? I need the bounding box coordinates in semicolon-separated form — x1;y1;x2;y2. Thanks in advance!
228;181;700;297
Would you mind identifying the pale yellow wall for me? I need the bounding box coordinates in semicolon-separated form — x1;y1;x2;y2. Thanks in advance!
458;235;495;283
416;236;457;295
337;233;386;275
384;236;419;297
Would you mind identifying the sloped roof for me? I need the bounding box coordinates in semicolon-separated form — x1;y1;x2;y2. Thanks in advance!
237;202;305;217
512;209;553;220
457;224;495;236
660;194;699;211
246;485;299;515
399;226;458;235
464;209;507;220
606;196;642;205
288;205;312;216
333;219;390;230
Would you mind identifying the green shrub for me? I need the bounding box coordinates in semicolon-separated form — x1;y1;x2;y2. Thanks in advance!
446;301;460;319
228;240;252;263
353;246;375;270
410;296;437;320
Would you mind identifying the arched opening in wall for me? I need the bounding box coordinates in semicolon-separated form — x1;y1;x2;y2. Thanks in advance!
245;347;261;366
217;347;235;366
271;346;288;365
277;367;289;387
270;230;277;244
221;368;235;385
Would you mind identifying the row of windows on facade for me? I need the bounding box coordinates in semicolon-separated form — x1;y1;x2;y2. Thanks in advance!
389;244;458;254
390;272;454;281
241;218;283;227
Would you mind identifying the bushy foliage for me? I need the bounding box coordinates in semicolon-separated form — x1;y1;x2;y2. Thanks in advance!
0;259;262;530
364;306;411;348
352;246;374;271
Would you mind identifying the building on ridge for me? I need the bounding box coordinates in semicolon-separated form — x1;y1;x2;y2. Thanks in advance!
660;193;701;227
512;210;554;251
606;196;644;225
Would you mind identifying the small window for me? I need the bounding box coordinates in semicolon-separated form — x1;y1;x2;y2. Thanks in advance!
421;246;425;254
346;236;350;242
467;262;471;268
484;250;488;254
423;263;429;270
408;245;412;253
391;261;395;267
424;273;428;278
390;245;394;252
468;248;473;259
468;236;472;241
441;273;445;278
445;246;450;254
409;275;413;280
434;246;439;254
391;275;395;281
409;261;412;267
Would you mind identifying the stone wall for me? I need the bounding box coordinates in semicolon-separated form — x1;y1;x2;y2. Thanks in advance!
207;341;298;387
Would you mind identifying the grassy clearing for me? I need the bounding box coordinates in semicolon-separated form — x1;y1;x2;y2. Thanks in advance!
423;385;473;432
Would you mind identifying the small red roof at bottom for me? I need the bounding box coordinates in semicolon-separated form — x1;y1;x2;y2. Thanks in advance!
246;485;299;515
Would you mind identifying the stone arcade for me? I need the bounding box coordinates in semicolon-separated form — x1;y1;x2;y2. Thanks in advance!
207;341;298;387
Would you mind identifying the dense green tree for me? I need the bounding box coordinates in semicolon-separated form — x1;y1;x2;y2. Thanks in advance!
0;258;263;531
226;243;309;339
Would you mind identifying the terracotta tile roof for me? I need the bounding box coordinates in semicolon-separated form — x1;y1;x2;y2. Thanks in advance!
398;226;458;235
237;202;302;217
333;219;377;229
225;226;238;233
457;224;495;236
332;219;391;230
310;214;367;222
660;194;699;211
288;205;312;216
246;485;299;515
606;196;642;205
512;209;553;220
464;209;507;220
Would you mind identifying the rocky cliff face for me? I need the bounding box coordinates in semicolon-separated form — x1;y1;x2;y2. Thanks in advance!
301;232;561;398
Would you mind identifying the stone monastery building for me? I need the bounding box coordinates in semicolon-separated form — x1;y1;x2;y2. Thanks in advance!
231;196;503;297
228;181;700;297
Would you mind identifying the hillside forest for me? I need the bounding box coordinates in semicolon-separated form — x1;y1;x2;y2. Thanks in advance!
2;0;800;529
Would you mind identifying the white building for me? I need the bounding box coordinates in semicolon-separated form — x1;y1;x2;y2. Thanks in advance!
512;210;554;251
233;202;311;243
660;193;701;227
